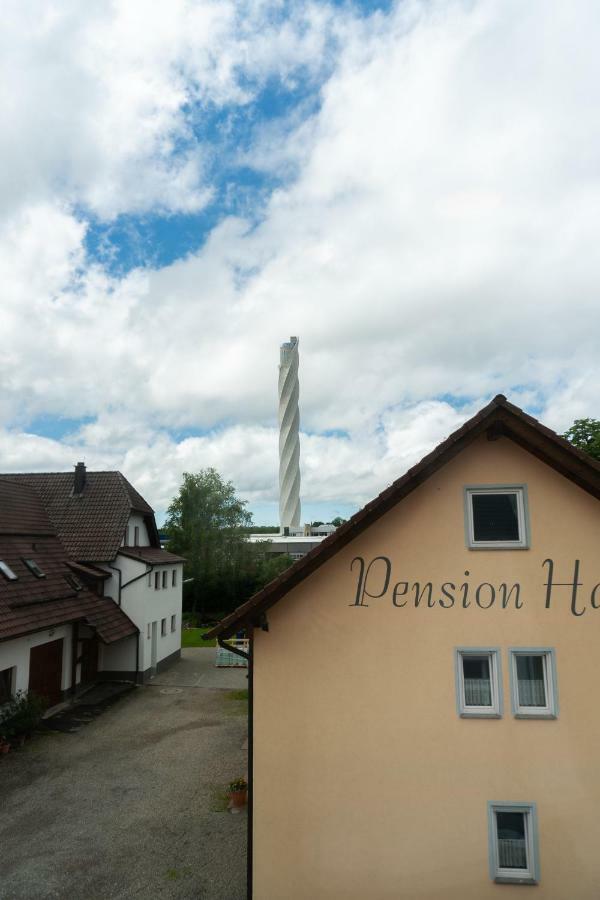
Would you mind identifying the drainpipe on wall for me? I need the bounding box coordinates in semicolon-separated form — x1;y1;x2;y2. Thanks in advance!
121;565;153;591
119;565;153;684
216;630;253;899
135;631;140;685
107;563;122;606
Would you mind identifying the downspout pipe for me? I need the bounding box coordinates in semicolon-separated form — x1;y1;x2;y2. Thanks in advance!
107;564;122;606
214;631;253;897
121;564;153;591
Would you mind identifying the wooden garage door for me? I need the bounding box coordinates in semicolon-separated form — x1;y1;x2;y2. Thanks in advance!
29;638;64;708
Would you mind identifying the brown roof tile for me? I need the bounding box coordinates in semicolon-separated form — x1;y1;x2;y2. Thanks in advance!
0;470;158;562
0;482;137;644
118;546;186;564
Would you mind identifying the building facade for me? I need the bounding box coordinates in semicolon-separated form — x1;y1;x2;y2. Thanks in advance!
1;465;184;692
208;396;600;899
0;479;138;708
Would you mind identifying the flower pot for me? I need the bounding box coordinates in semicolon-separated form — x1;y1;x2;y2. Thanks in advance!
0;742;10;755
228;789;247;808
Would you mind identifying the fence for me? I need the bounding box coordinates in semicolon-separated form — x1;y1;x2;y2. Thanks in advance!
215;639;249;668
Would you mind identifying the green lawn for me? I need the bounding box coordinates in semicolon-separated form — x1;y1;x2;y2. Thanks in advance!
181;627;216;647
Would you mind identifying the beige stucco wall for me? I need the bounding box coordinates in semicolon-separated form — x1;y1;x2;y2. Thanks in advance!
253;435;600;899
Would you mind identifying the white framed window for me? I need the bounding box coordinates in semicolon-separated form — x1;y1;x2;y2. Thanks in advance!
455;648;502;717
171;614;176;633
172;569;177;587
488;802;539;884
509;649;558;718
154;571;160;590
134;526;139;546
162;570;167;588
161;618;167;637
464;485;529;549
123;526;130;546
147;572;152;588
147;623;151;640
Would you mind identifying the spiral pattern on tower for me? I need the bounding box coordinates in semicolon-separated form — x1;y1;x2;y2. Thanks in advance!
278;336;301;531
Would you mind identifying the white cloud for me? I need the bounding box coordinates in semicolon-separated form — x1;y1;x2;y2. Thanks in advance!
1;0;600;517
0;399;471;522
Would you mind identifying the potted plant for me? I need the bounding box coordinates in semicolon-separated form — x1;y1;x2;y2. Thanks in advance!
0;735;10;754
227;777;248;809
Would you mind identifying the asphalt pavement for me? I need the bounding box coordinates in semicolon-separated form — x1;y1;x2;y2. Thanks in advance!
0;649;248;900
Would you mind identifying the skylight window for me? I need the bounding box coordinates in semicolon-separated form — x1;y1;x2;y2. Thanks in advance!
0;561;18;581
23;558;46;578
65;574;83;592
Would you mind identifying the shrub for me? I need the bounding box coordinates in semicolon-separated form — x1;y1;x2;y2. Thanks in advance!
0;690;44;737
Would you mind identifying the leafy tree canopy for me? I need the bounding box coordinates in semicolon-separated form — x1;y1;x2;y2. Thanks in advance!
563;418;600;462
330;516;347;527
164;469;292;621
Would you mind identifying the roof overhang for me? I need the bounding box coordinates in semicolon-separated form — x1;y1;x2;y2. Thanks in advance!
205;394;600;640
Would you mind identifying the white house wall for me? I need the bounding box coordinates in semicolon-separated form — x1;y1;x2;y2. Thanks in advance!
121;513;150;548
99;557;183;678
0;624;73;697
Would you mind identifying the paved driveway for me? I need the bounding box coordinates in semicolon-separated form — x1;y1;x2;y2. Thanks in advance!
0;650;248;900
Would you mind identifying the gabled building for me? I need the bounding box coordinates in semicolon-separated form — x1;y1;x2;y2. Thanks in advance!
1;464;184;686
207;395;600;899
0;479;137;707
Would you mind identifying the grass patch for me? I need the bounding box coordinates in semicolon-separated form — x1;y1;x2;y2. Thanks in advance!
226;689;249;702
181;627;216;648
165;867;192;881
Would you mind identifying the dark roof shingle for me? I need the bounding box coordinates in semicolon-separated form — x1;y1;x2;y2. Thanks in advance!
0;470;157;562
0;481;137;643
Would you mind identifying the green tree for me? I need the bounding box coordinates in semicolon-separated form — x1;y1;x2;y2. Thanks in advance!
164;469;294;621
563;419;600;462
164;469;254;619
331;516;347;527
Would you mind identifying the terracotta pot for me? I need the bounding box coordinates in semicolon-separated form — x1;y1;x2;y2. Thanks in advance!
0;742;10;754
228;789;247;808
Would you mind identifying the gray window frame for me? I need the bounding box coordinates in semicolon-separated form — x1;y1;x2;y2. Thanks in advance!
464;485;530;550
455;648;503;718
488;801;540;884
509;648;558;719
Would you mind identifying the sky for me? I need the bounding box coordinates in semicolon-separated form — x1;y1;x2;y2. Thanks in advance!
1;0;600;526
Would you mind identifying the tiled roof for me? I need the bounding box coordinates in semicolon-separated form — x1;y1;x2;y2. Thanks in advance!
118;546;186;564
0;479;54;536
0;470;156;563
0;482;137;644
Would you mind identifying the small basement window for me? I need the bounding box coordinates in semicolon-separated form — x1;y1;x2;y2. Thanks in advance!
456;648;502;717
488;802;539;884
0;560;18;581
465;486;529;549
510;649;558;718
23;558;46;578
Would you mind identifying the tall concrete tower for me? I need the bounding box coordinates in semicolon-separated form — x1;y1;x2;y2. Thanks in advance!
278;336;301;532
